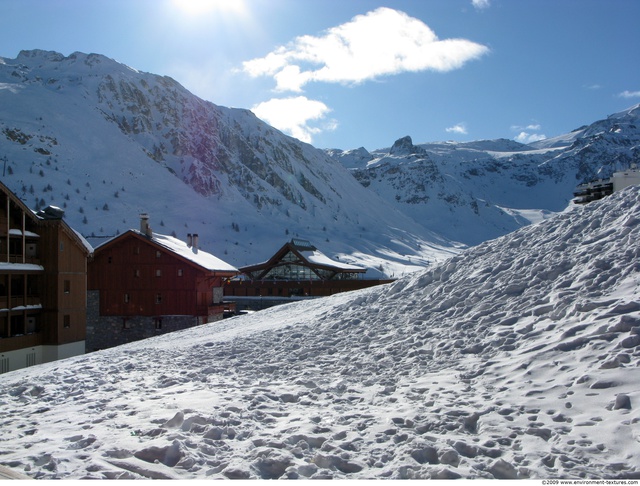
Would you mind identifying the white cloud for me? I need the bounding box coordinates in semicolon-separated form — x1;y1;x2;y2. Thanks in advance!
511;121;546;144
511;123;547;144
446;123;468;135
619;90;640;99
251;96;335;143
511;124;541;131
242;7;489;92
472;0;491;10
515;131;547;144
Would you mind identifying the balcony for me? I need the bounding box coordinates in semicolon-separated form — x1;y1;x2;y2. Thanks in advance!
6;255;41;265
0;296;42;311
0;332;42;352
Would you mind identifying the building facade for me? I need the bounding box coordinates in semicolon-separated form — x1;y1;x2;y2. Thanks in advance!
224;238;393;310
0;182;90;374
87;215;238;351
573;165;640;204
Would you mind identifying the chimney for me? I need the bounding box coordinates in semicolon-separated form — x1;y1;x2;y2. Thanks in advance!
192;234;199;249
140;213;152;238
187;233;193;247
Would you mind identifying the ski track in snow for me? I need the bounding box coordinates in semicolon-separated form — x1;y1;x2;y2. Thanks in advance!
1;189;640;479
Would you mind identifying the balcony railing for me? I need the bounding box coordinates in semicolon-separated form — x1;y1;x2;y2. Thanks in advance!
4;255;41;265
0;332;42;353
0;297;42;310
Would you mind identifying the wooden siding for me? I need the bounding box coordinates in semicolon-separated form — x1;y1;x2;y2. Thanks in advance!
88;233;225;318
0;182;89;356
38;221;88;345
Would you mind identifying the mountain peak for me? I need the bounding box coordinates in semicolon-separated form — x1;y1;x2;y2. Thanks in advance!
16;49;65;62
10;49;138;76
389;135;425;156
0;49;453;276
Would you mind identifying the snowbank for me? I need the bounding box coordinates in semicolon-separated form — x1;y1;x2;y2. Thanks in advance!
1;187;640;479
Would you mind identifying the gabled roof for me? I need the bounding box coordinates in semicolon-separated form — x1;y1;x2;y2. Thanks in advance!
0;180;39;224
95;229;238;274
240;239;365;277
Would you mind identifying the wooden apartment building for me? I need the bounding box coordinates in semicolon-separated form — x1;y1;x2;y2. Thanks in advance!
0;181;91;374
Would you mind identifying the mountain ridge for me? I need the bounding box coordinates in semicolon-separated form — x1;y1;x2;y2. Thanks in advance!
328;103;640;246
0;49;457;277
2;48;640;272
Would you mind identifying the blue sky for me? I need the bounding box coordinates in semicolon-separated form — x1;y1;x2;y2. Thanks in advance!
2;0;639;150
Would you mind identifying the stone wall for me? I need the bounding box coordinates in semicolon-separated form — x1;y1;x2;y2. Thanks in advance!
86;290;218;352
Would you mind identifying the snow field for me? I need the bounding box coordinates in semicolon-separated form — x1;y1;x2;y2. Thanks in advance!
1;187;640;479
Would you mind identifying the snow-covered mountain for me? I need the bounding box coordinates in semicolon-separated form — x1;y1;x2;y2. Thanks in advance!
1;185;639;479
328;104;640;245
0;50;456;277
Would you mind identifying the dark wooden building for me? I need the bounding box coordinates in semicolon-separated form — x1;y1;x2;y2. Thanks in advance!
224;238;393;309
86;215;238;351
0;181;91;374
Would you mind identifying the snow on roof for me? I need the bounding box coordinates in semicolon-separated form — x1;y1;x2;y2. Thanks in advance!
8;229;40;238
139;230;238;273
0;263;44;272
72;229;94;255
299;249;365;271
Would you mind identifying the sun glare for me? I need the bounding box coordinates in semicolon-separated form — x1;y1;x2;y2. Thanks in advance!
171;0;247;16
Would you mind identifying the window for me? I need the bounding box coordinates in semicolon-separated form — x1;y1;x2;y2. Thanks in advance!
134;246;140;255
156;269;162;277
124;293;130;303
154;318;162;330
64;280;70;294
156;250;162;258
122;318;130;330
108;256;112;264
177;269;183;277
63;315;70;328
134;269;140;278
26;243;37;257
26;317;36;333
155;293;162;304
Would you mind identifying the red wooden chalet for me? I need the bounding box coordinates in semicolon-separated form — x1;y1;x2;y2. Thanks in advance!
86;214;238;350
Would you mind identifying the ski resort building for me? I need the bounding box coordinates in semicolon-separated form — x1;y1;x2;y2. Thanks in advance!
573;165;640;204
224;238;393;310
0;181;91;374
86;215;238;351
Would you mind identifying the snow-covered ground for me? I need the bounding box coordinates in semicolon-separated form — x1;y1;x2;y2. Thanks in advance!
1;187;640;479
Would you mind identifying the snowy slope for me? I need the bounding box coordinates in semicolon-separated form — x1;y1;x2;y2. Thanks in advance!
0;50;457;277
328;105;640;246
1;186;639;479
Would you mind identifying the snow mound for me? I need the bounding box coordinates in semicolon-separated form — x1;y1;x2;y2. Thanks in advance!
1;187;640;479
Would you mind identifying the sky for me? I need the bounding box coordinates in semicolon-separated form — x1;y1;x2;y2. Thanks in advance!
1;0;639;150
